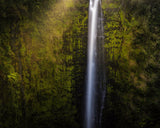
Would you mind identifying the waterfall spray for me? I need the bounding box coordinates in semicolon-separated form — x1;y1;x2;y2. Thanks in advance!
85;0;106;128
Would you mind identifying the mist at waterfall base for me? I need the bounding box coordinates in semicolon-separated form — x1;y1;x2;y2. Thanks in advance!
84;0;106;128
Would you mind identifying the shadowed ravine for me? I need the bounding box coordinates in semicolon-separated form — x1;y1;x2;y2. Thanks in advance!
1;0;159;128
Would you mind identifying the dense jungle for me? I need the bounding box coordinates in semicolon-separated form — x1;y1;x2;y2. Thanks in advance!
0;0;160;128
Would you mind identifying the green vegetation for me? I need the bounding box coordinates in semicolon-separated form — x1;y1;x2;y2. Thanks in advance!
0;0;160;128
0;0;88;128
102;0;160;127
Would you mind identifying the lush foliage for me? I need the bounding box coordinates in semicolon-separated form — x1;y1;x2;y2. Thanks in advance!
0;0;160;128
102;0;160;128
0;0;88;128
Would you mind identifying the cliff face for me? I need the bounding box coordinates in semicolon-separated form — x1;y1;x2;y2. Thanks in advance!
0;0;160;128
102;0;160;128
0;0;88;128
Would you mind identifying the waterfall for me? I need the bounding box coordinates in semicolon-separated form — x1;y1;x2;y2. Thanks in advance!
97;4;106;127
85;0;106;128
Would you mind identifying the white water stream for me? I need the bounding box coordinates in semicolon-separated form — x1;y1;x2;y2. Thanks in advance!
85;0;100;128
